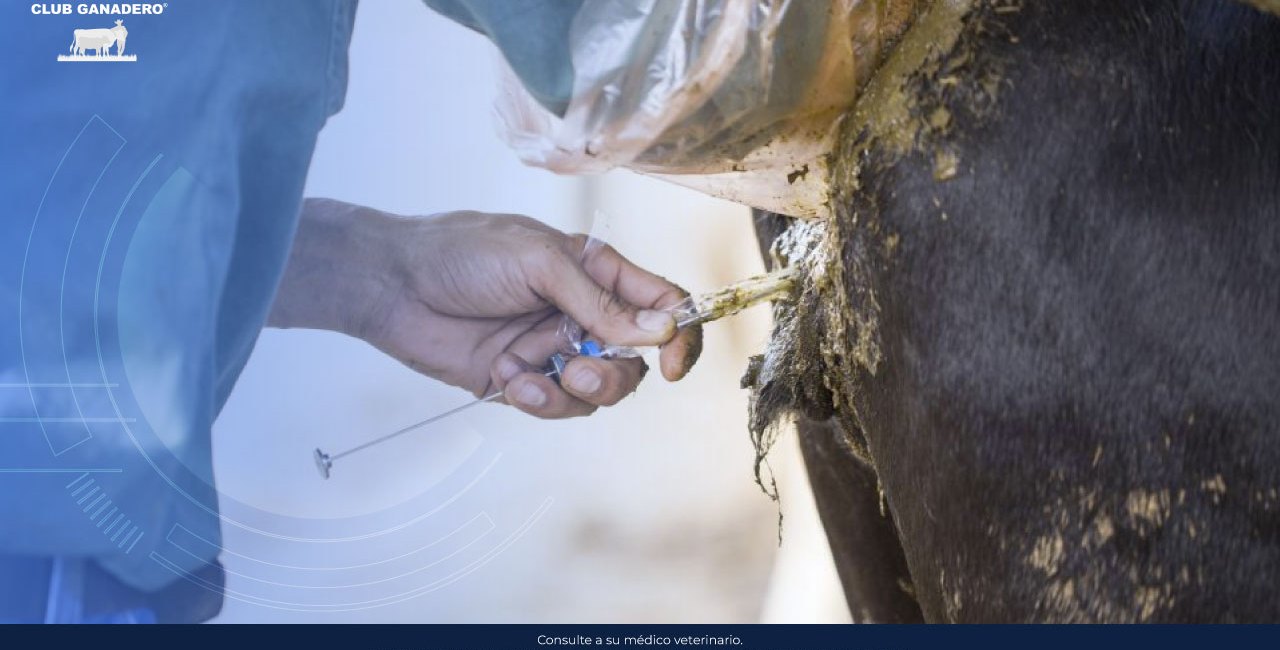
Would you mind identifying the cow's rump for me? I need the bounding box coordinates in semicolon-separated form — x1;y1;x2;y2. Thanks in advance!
752;0;1280;623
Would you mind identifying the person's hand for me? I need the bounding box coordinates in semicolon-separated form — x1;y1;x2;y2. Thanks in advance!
268;199;702;418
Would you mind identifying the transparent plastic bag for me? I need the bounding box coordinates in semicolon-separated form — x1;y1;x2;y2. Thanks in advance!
495;0;917;217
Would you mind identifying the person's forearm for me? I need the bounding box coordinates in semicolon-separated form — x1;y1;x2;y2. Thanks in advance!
267;198;400;337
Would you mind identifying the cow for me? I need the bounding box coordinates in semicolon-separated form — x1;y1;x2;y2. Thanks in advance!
71;29;116;57
750;0;1280;623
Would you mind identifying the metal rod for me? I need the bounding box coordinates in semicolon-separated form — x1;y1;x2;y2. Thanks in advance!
335;390;502;462
314;370;557;480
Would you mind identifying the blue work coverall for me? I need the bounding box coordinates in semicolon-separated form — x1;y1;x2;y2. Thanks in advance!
0;0;576;623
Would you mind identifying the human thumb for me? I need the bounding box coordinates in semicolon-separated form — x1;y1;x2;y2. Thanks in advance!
533;250;676;347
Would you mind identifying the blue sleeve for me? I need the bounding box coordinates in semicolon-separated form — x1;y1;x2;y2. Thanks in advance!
423;0;583;116
0;0;356;594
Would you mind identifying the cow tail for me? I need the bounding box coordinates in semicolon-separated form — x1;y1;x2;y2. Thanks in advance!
69;38;74;54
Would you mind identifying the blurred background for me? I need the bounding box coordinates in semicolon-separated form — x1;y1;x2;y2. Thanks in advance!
209;1;847;623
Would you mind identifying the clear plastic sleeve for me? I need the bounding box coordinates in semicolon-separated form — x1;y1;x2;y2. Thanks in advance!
495;0;917;217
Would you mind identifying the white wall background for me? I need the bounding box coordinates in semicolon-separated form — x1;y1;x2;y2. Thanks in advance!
209;1;846;623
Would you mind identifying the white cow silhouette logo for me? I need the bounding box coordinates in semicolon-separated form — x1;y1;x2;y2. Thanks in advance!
59;20;134;62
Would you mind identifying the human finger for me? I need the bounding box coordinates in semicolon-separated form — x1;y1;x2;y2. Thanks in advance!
559;354;647;407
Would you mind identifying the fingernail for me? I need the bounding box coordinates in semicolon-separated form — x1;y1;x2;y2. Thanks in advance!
496;357;522;383
636;309;672;333
514;383;547;408
567;367;602;395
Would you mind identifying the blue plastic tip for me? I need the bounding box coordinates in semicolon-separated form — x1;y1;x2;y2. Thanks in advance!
578;340;603;357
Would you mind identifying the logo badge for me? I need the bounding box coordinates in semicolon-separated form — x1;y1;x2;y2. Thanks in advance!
58;19;133;62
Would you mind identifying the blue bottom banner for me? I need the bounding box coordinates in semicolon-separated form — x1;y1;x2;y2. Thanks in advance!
8;623;1280;648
